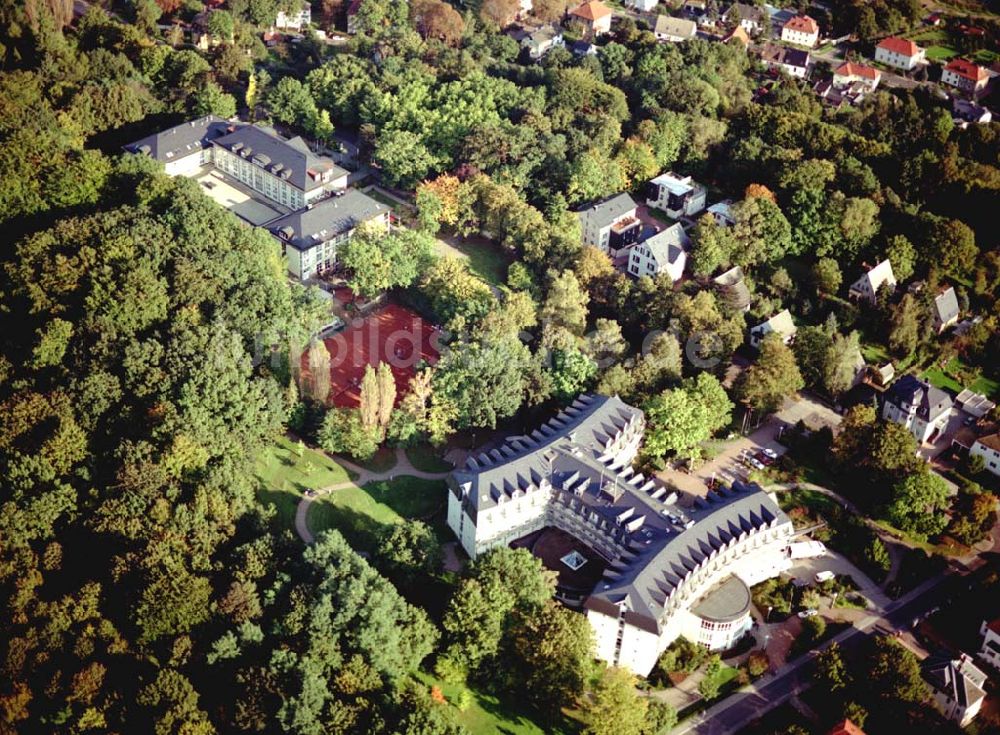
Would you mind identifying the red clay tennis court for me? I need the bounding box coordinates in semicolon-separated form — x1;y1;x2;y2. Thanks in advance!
322;303;441;408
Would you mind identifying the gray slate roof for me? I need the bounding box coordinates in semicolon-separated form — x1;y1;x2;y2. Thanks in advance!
642;223;689;266
724;2;765;23
885;374;953;421
923;655;987;709
267;190;389;251
212;125;347;193
578;193;638;230
124;115;230;162
449;394;790;634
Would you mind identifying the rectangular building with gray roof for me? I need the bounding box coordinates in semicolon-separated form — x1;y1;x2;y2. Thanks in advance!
123;115;231;176
211;125;348;210
446;394;795;676
267;190;390;279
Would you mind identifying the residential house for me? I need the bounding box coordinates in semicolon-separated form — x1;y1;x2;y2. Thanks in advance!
275;2;311;30
759;42;811;78
953;99;993;126
875;37;925;71
645;172;706;218
446;393;796;676
932;286;960;333
569;39;598;56
707;200;736;227
750;309;796;349
942;58;990;96
681;0;707;21
624;0;658;12
833;61;881;89
268;190;390;279
814;78;872;107
780;14;819;47
722;3;766;35
654;16;697;42
826;720;866;735
577;193;639;255
211;125;348;210
848;259;896;303
569;0;613;38
123;115;231;177
523;26;564;59
625;223;689;282
723;25;750;47
882;374;953;444
970;433;1000;477
922;654;987;727
980;618;1000;671
955;389;995;418
714;265;752;312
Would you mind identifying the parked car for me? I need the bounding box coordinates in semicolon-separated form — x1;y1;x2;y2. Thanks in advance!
748;457;766;470
755;452;774;466
797;609;818;618
814;571;835;583
761;447;778;460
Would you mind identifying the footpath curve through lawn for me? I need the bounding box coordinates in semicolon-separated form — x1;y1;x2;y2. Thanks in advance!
294;445;451;543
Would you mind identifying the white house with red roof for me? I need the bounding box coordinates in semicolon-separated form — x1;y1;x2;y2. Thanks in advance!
942;58;990;96
875;37;925;71
780;14;819;47
833;61;881;89
569;0;613;38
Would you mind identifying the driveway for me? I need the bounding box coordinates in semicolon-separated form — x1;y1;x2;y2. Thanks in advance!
657;393;843;498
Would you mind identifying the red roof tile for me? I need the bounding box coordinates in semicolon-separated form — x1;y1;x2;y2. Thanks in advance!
877;36;920;57
828;720;866;735
835;61;880;80
784;14;818;34
945;58;988;82
571;0;612;21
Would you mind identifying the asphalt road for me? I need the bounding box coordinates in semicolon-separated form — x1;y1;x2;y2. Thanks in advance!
673;571;968;735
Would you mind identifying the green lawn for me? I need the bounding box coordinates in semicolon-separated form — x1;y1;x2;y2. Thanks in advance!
254;437;357;527
922;356;1000;401
406;443;453;473
440;236;510;286
307;476;448;550
413;673;558;735
702;665;739;693
345;445;398;473
925;45;959;61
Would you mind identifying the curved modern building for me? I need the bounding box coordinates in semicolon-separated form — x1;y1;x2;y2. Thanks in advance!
446;394;795;676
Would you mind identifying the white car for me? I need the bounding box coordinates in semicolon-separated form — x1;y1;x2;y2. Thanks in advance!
797;609;818;618
814;571;835;583
761;447;778;460
749;457;766;470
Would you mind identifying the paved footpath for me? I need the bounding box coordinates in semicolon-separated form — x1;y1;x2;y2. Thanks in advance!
294;445;451;543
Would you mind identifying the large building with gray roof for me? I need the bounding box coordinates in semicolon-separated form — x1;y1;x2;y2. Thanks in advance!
267;190;390;279
446;394;795;675
123;115;230;176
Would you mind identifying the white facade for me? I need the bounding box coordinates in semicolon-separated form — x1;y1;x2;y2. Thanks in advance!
874;39;925;71
446;394;796;677
780;20;818;47
970;435;1000;477
276;4;311;29
849;259;896;303
578;195;638;253
925;656;987;727
646;172;706;218
980;620;1000;671
164;145;213;177
625;223;689;282
882;399;947;445
942;61;989;95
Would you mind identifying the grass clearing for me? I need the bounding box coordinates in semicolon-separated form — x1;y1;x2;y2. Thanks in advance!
413;672;558;735
307;476;447;550
406;443;453;473
925;45;959;61
343;445;397;473
434;235;510;286
922;355;999;400
254;437;357;527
